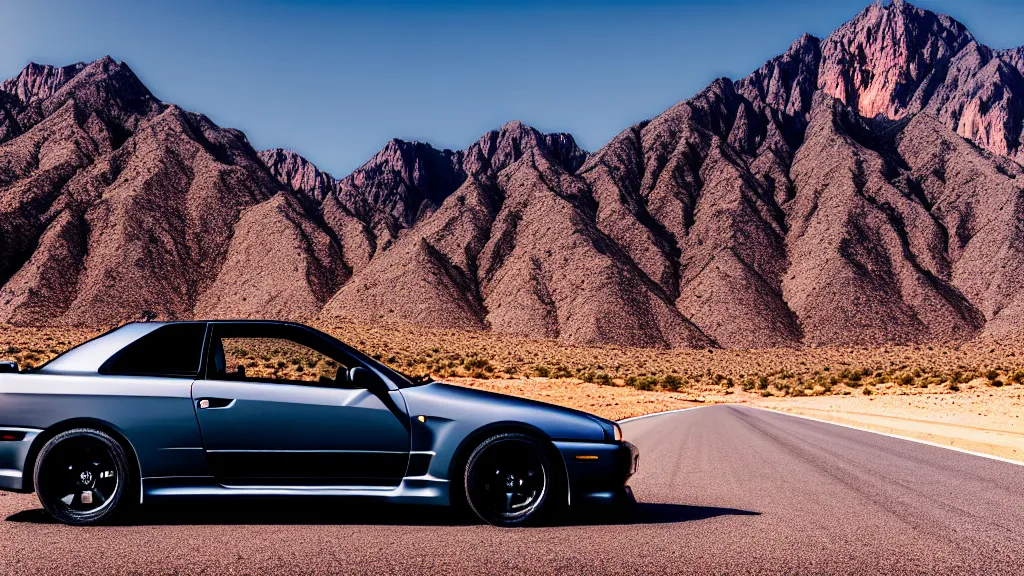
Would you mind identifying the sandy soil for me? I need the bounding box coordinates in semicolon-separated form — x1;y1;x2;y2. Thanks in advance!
747;386;1024;462
447;377;704;421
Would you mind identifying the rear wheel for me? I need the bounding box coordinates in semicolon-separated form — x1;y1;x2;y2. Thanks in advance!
464;433;553;527
33;429;134;526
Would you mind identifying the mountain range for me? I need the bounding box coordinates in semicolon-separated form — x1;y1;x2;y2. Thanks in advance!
3;0;1024;349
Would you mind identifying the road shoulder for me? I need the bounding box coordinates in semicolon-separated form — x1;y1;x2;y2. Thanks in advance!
749;394;1024;463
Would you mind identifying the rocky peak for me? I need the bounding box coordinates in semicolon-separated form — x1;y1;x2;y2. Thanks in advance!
344;139;464;194
336;139;466;233
736;33;822;117
13;56;164;129
258;148;337;202
0;61;87;103
541;131;589;174
463;120;587;176
818;0;974;119
998;46;1024;77
360;139;461;185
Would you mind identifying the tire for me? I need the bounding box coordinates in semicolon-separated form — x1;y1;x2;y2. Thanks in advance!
33;428;135;526
463;432;554;527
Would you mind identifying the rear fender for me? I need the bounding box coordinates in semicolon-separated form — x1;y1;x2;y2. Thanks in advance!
21;418;142;500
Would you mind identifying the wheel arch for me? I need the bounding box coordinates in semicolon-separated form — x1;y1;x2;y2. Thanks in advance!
447;421;571;507
22;418;142;500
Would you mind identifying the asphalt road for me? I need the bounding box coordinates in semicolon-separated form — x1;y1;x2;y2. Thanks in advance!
1;405;1022;575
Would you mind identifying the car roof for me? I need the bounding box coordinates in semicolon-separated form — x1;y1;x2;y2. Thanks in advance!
35;320;327;375
37;322;171;375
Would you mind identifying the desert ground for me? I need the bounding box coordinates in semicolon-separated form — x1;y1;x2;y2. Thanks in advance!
2;322;1022;461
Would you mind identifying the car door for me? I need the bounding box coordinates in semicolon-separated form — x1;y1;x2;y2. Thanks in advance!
190;323;410;487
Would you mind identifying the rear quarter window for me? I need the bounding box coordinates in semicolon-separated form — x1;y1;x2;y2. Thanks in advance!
101;324;207;378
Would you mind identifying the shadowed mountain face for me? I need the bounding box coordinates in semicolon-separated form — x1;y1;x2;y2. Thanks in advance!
3;1;1024;348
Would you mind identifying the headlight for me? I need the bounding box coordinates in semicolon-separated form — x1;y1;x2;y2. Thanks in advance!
612;422;623;442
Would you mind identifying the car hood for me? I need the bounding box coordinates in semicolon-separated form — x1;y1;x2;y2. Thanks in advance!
399;381;611;442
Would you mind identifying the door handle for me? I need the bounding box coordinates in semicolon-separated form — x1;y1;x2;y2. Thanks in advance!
197;398;235;409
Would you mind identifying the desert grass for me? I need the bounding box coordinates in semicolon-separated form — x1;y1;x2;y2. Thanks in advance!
0;325;104;369
314;322;1024;400
4;322;1024;400
452;377;701;421
221;338;341;383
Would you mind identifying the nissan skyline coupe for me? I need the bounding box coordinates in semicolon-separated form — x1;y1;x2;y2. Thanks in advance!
0;321;638;526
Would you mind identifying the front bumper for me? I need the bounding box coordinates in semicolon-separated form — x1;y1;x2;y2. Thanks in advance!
0;428;41;492
554;440;639;506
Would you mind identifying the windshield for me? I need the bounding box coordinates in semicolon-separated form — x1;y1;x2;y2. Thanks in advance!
372;360;433;388
395;368;433;386
319;332;433;388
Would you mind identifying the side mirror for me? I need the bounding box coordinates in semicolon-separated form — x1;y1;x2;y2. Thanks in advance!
348;366;388;394
0;362;19;374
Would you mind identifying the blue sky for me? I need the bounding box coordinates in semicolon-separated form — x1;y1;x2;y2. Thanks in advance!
4;0;1024;176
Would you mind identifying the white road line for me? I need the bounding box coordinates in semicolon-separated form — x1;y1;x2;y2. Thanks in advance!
749;405;1024;467
617;405;706;424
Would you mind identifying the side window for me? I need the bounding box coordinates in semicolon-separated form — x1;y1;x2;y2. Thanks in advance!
215;337;347;386
102;324;207;378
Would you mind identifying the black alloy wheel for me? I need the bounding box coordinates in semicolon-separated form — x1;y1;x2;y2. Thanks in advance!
34;429;133;526
464;433;553;527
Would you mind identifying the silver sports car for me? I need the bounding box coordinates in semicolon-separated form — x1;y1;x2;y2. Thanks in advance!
0;321;638;526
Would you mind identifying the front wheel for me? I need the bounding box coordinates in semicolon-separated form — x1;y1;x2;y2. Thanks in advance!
463;433;554;527
33;428;134;526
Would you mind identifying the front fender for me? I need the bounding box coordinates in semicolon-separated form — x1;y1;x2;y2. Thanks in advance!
399;382;609;488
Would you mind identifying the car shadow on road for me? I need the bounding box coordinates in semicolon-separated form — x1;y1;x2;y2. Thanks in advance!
564;503;760;526
7;500;474;527
8;500;759;527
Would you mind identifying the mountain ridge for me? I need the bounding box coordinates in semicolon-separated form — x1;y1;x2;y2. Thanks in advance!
3;1;1024;348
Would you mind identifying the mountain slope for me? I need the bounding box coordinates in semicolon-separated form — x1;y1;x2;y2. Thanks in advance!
0;58;345;324
319;121;712;348
4;1;1024;348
